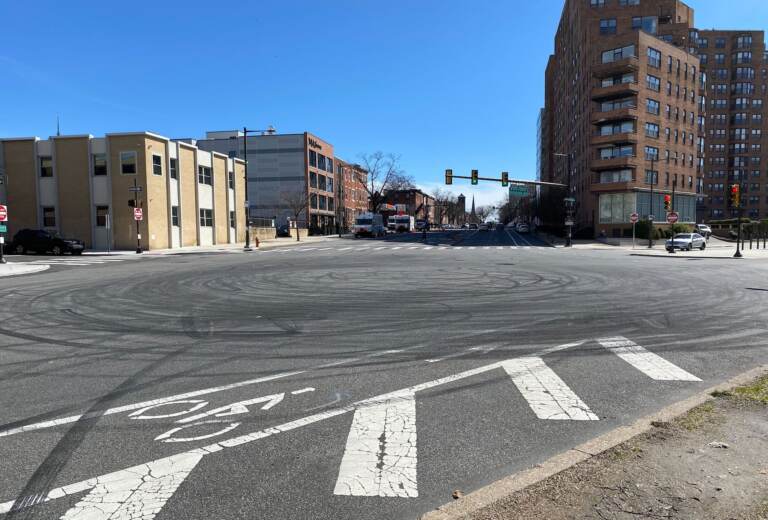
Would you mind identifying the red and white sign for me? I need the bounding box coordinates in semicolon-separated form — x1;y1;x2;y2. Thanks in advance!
0;205;7;222
666;212;679;224
134;208;143;221
629;212;639;224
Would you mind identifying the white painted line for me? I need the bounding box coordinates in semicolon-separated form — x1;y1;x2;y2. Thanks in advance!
291;387;315;395
58;450;206;520
408;246;420;250
0;371;304;438
496;247;504;250
316;247;333;251
439;246;448;250
468;247;476;250
598;337;701;381
338;247;352;251
505;229;519;246
391;247;402;250
502;357;598;421
454;246;463;250
483;247;491;250
374;246;387;250
426;344;499;364
334;391;418;497
422;246;433;250
1;340;585;513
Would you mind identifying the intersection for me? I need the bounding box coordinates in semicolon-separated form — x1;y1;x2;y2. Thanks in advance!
0;229;766;519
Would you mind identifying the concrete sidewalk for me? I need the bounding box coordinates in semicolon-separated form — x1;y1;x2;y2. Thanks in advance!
0;262;51;277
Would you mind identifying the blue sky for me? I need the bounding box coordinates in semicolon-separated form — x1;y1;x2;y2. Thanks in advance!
1;1;767;207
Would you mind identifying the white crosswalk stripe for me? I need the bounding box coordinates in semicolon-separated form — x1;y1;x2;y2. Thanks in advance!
502;357;598;421
598;336;701;381
334;391;418;497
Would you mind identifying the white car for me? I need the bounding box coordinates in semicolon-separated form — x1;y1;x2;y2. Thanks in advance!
695;224;712;237
516;223;530;234
666;233;706;252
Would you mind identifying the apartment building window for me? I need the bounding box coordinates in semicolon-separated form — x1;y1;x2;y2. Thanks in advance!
599;145;634;159
733;82;754;95
170;158;177;180
328;177;334;193
699;38;709;48
309;171;318;188
753;129;763;139
601;98;635;111
619;0;640;5
120;151;137;175
40;156;53;177
318;195;327;210
229;210;236;229
309;150;317;168
733;98;749;110
599;169;632;183
601;44;635;64
666;81;672;95
646;74;660;91
753;114;763;124
199;209;213;227
644;170;658;184
715;69;728;80
665;104;672;118
96;206;109;227
599;121;634;136
714;53;725;64
644;146;659;161
734;67;755;80
152;154;163;176
197;165;212;185
665;127;671;140
171;206;179;227
645;122;659;138
646;98;660;115
318;154;327;171
715;37;726;48
631;16;657;35
93;154;107;176
754;99;764;109
712;99;727;109
590;0;605;7
734;51;752;64
42;207;56;227
601;72;635;87
712;84;727;94
328;197;334;212
647;47;661;68
699;54;708;65
327;158;334;173
736;35;753;49
318;175;327;191
600;19;616;35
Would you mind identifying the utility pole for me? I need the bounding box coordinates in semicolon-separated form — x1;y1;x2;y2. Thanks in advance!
133;178;142;254
647;155;656;249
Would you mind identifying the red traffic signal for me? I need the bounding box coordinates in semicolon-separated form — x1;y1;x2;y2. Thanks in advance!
663;194;672;212
731;184;741;208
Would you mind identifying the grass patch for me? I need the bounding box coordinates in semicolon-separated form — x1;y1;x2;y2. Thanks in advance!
676;401;716;431
731;375;768;404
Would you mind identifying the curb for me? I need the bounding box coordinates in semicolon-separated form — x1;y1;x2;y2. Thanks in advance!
420;364;768;520
0;264;51;277
629;253;744;260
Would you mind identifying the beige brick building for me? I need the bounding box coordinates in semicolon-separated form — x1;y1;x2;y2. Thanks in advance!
0;132;246;251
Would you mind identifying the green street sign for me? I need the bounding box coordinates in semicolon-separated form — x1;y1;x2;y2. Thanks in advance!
509;185;529;197
0;225;6;233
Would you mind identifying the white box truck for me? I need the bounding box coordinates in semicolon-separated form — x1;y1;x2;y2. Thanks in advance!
388;215;415;232
353;213;386;237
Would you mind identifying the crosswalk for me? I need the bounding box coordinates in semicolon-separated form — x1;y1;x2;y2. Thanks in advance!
13;256;150;268
261;244;539;255
1;336;702;517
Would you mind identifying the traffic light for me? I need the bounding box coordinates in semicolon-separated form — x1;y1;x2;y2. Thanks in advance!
128;199;136;207
501;171;509;187
471;169;478;185
664;194;671;212
731;184;740;208
445;169;453;185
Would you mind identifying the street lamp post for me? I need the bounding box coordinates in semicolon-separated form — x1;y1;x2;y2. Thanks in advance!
553;152;574;247
647;155;657;249
240;126;276;251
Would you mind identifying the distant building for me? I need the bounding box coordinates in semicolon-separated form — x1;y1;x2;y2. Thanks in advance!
0;132;246;250
457;194;467;225
197;130;338;234
383;189;435;223
335;158;369;231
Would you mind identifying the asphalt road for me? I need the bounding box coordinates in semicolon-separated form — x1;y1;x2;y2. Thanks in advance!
0;229;767;519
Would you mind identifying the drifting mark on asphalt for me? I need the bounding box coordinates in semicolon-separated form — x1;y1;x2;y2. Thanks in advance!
598;336;701;381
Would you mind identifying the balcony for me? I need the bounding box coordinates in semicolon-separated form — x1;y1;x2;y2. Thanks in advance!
591;132;639;147
593;56;640;77
591;82;640;101
590;155;636;171
591;106;639;124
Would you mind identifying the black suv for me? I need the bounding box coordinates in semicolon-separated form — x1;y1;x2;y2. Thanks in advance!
10;229;85;255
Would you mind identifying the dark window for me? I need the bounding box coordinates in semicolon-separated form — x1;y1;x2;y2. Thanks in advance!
120;151;137;175
318;154;327;171
600;18;616;35
309;150;317;167
647;47;661;68
197;165;212;185
96;206;109;227
199;209;213;227
152;154;163;176
42;206;56;227
170;158;178;179
590;0;605;6
228;171;234;189
631;16;657;35
310;171;318;188
646;98;660;115
93;154;107;176
318;175;327;191
229;210;236;229
646;74;661;91
171;206;179;227
40;157;53;177
715;37;726;48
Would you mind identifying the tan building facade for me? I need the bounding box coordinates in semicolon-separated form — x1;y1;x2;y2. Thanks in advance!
0;132;246;251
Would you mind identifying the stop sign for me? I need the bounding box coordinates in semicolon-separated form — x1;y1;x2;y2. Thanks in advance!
630;212;639;224
667;212;679;224
0;205;7;222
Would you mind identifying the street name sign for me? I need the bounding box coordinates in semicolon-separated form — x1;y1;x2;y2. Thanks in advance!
134;208;143;221
509;185;529;197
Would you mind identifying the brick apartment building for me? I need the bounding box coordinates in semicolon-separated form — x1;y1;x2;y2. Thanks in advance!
335;158;369;231
382;189;436;224
695;30;768;221
541;0;768;236
0;132;246;251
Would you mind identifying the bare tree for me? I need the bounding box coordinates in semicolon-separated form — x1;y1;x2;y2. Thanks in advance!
280;188;309;242
475;205;492;223
354;152;414;213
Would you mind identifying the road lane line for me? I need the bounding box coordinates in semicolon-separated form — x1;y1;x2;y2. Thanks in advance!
338;247;352;251
422;246;433;250
504;229;519;246
426;344;499;364
598;337;701;381
391;247;402;250
334;391;418;497
502;357;598;421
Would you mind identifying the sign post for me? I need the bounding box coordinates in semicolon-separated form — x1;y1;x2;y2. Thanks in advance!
130;180;143;254
0;204;7;264
630;212;639;249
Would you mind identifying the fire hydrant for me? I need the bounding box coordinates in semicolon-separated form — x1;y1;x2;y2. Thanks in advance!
254;237;260;248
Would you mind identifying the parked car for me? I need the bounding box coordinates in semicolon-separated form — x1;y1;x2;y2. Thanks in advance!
666;233;706;252
695;224;712;238
10;229;85;255
468;223;478;230
516;223;530;234
478;223;489;231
